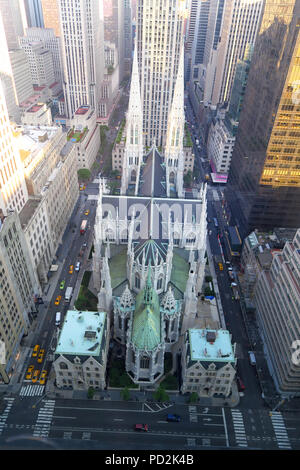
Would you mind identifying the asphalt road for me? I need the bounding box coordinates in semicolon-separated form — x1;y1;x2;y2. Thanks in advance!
1;395;299;450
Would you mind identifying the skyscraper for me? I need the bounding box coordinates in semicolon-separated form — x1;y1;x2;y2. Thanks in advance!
226;0;300;237
103;0;125;82
136;0;187;148
0;79;28;216
0;0;27;49
41;0;61;37
254;229;300;397
204;0;263;107
58;0;104;118
24;0;44;28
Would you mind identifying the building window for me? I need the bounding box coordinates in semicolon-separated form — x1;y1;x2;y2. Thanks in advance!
135;274;140;289
140;356;150;369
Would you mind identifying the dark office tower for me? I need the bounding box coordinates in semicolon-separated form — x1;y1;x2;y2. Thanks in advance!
226;0;300;238
24;0;44;28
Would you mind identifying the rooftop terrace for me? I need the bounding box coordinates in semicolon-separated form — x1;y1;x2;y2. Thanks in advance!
189;328;235;363
55;310;107;357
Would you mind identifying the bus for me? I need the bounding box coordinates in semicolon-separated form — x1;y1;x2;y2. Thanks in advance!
80;220;87;235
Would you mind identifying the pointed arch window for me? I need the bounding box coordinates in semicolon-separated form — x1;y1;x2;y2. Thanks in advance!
186;233;196;244
135;274;140;289
175;127;180;146
130;126;134;145
171;126;176;147
140;356;150;369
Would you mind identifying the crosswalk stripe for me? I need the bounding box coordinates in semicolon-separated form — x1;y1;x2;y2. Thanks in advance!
19;384;45;396
270;412;292;450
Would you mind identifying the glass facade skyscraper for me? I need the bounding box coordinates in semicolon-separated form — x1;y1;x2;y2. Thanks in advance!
226;0;300;238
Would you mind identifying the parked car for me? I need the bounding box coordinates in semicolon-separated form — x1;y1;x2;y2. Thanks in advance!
166;414;181;422
75;261;81;272
237;376;246;392
135;424;148;432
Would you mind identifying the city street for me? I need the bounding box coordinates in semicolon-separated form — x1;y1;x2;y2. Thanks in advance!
0;395;299;450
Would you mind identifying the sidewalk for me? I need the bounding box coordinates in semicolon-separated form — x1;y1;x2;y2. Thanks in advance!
206;239;226;329
44;381;240;408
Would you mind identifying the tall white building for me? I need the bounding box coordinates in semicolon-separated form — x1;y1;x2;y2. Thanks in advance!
0;0;27;49
20;27;63;85
18;39;55;87
0;211;40;384
58;0;105;118
254;229;300;398
204;0;263;107
0;10;21;122
136;0;187;147
0;80;28;217
9;49;35;106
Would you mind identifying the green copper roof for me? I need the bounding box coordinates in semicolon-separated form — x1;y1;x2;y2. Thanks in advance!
131;271;161;350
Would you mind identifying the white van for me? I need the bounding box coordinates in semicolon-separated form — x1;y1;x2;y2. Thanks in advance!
75;261;81;272
55;312;61;326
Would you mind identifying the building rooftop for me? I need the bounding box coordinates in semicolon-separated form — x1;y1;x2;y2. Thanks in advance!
16;125;59;166
189;328;235;363
19;197;42;229
55;310;107;357
27;104;43;113
75;106;90;115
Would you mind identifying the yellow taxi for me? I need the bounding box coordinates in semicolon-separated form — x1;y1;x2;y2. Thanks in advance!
32;345;40;357
32;369;40;383
54;295;62;306
84;209;90;216
37;349;45;364
218;263;223;271
69;265;74;274
39;370;47;385
25;365;34;380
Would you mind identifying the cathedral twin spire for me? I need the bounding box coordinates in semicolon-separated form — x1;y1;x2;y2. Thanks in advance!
121;42;144;196
121;41;185;198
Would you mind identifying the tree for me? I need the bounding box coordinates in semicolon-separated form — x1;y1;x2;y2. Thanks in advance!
121;386;130;401
153;385;169;402
87;386;95;399
188;392;198;403
183;170;193;188
78;168;91;180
